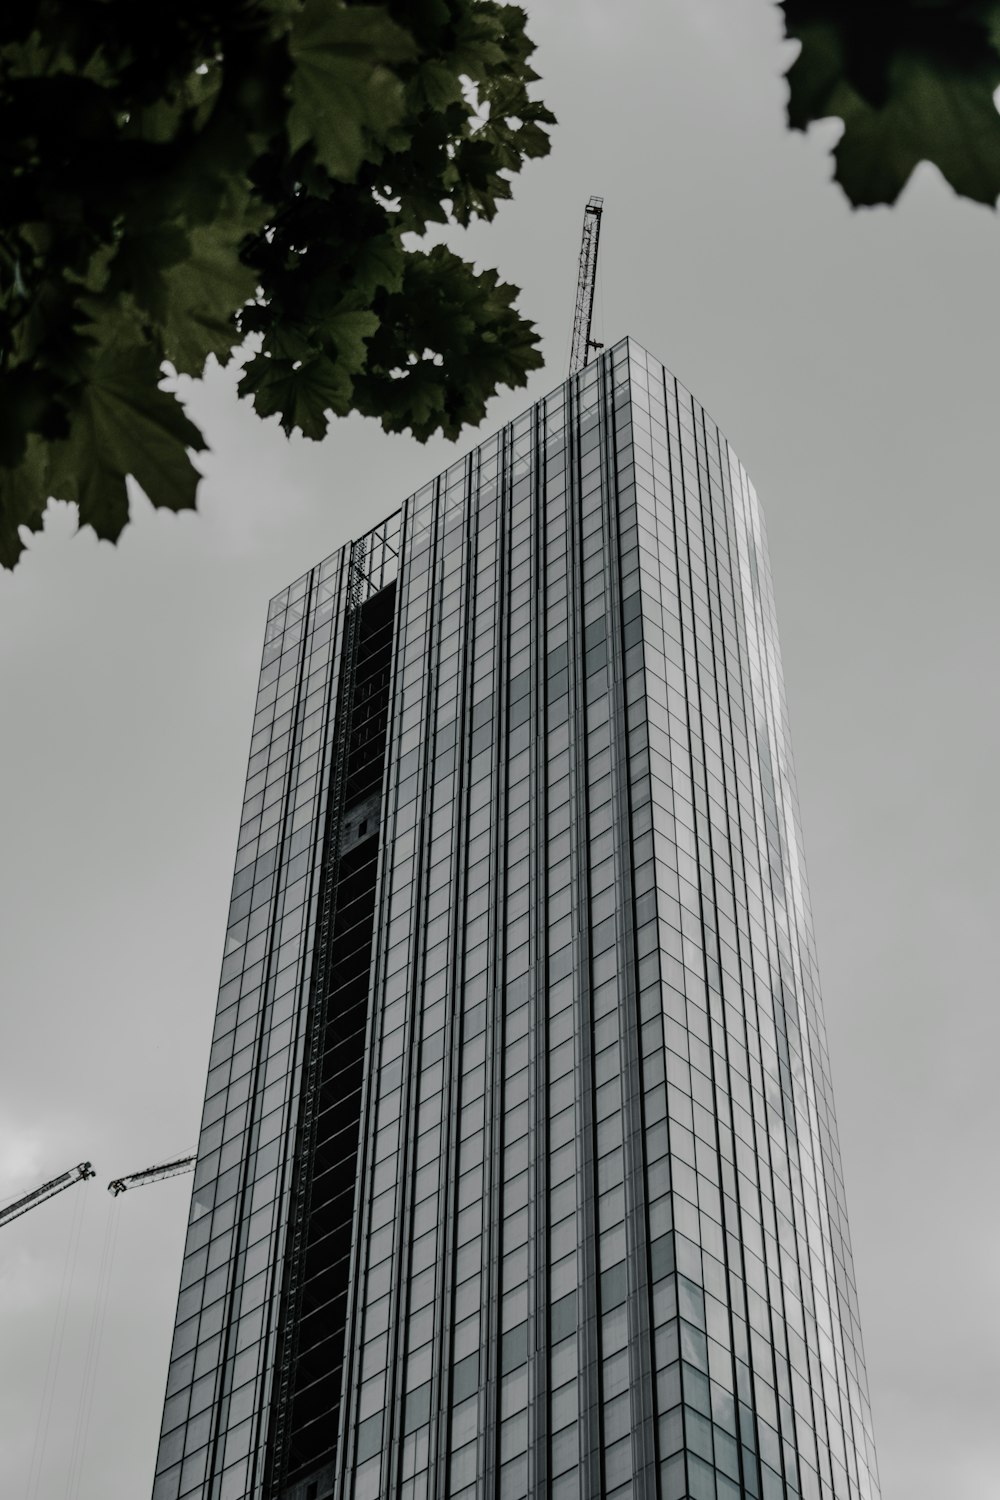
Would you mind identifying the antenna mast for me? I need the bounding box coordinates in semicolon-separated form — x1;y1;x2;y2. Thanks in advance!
569;195;604;375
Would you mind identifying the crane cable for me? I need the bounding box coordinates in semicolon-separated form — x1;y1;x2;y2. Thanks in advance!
63;1201;120;1500
25;1181;87;1500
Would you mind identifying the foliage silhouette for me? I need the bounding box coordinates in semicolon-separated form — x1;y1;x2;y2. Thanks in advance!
782;0;1000;206
0;0;554;567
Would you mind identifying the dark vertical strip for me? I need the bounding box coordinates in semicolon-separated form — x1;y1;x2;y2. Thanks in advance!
268;568;397;1497
332;511;411;1499
249;552;349;1496
264;559;355;1497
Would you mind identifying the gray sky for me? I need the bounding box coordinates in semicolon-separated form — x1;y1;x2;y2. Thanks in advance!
2;3;998;1496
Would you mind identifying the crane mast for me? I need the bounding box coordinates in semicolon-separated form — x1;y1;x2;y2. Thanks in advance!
0;1161;95;1229
107;1154;196;1197
569;195;604;376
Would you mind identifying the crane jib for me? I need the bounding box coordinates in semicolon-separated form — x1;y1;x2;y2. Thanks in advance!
569;195;605;377
0;1162;94;1229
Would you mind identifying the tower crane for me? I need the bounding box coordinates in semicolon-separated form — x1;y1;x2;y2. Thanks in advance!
0;1161;95;1229
107;1154;196;1197
569;195;605;376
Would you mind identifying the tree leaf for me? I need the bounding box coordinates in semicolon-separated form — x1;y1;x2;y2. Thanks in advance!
287;1;417;180
238;351;354;439
835;51;1000;204
108;183;263;378
0;434;50;569
353;234;405;296
325;305;379;371
782;0;1000;205
160;204;264;376
0;0;554;566
416;58;465;110
353;243;543;442
108;224;192;323
48;335;206;542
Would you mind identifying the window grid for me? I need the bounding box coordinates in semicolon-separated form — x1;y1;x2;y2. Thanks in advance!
154;341;879;1500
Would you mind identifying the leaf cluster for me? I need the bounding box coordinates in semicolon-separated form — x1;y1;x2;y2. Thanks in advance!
781;0;1000;205
0;0;554;567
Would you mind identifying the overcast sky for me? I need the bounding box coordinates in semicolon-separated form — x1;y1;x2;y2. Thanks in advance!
2;3;998;1497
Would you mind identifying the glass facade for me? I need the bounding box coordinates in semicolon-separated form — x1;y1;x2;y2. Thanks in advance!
153;339;879;1500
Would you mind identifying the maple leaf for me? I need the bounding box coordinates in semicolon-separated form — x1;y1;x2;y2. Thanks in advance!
159;205;264;376
45;333;206;544
0;436;49;570
0;0;553;567
238;351;354;439
286;1;417;180
782;0;1000;205
354;244;544;442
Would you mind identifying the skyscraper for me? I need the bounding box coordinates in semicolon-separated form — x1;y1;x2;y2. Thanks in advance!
152;339;879;1500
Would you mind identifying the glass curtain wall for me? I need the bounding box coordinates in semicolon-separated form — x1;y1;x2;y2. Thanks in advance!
624;345;879;1500
152;339;878;1500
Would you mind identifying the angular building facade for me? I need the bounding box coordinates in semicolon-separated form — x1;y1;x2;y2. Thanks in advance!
152;339;879;1500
